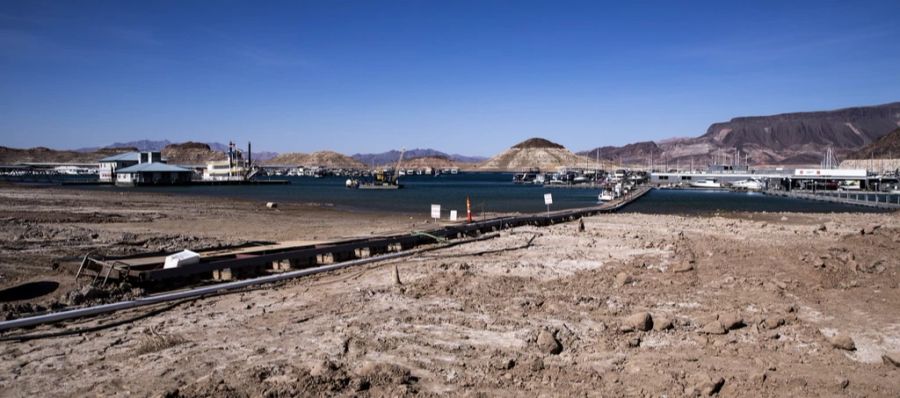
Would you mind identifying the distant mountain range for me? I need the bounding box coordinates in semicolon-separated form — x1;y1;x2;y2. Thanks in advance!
78;140;279;162
583;101;900;166
7;101;900;169
351;148;487;166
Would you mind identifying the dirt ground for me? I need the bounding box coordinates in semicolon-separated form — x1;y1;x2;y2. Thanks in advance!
1;186;899;397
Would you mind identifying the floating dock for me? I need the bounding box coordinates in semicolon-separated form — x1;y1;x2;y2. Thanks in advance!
543;183;604;189
59;179;290;186
764;190;900;210
77;185;651;283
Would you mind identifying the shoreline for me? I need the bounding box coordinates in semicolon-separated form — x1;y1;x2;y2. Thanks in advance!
0;187;897;395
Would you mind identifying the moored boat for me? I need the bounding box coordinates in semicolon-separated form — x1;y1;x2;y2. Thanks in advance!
689;179;722;188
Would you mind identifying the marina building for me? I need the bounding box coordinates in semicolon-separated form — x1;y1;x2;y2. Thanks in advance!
97;152;141;182
113;152;193;186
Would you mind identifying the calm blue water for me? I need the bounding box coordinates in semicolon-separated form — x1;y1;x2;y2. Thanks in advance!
70;173;600;214
62;173;888;215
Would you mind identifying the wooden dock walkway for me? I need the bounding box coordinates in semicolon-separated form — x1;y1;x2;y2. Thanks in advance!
78;185;653;283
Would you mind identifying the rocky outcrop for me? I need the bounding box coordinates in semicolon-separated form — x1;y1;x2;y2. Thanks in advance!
590;101;900;166
683;102;900;165
578;141;660;165
0;146;137;164
265;151;366;169
480;138;595;171
845;127;900;159
161;142;226;165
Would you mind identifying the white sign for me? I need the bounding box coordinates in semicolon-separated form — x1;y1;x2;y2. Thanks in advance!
544;193;553;205
450;210;458;221
793;168;866;177
431;204;441;219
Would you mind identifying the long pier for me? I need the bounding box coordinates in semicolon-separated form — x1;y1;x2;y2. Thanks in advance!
764;190;900;210
0;185;651;333
77;185;651;283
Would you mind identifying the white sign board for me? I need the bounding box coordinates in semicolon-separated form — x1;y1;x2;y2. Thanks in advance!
450;210;458;221
544;193;553;205
793;168;866;177
431;204;441;219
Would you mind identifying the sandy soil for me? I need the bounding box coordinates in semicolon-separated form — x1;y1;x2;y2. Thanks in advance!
1;186;899;397
0;185;441;310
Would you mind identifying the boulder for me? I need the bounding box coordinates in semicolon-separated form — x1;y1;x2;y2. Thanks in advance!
652;316;674;331
614;272;633;287
829;334;856;351
687;374;725;396
762;317;785;330
622;312;653;332
672;262;695;273
717;312;744;330
536;329;562;355
882;352;900;368
701;320;727;335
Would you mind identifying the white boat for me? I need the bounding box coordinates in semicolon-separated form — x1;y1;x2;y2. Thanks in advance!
731;179;763;191
598;190;615;202
690;179;721;188
837;180;861;191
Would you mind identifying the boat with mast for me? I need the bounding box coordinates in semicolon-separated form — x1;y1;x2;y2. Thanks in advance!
348;149;405;189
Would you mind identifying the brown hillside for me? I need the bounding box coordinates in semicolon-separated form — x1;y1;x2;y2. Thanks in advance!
846;128;900;159
265;151;366;169
0;146;136;164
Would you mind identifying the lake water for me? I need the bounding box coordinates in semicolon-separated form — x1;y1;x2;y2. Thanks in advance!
65;173;886;215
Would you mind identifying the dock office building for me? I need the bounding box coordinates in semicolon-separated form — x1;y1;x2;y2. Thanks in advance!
106;151;194;186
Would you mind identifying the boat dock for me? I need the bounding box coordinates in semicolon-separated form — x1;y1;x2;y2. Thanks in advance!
77;185;652;284
764;190;900;210
58;179;290;186
190;179;290;186
543;183;604;189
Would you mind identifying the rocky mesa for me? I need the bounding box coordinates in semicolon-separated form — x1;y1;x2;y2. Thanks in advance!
590;101;900;167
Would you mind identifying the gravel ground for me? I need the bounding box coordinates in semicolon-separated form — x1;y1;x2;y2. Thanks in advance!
0;186;899;396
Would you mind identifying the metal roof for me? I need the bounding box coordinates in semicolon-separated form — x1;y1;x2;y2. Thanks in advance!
115;162;193;174
98;152;141;162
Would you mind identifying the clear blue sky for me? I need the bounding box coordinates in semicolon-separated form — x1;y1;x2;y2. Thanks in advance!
2;1;899;156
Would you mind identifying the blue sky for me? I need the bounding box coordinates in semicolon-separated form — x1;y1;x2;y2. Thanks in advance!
1;0;899;155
